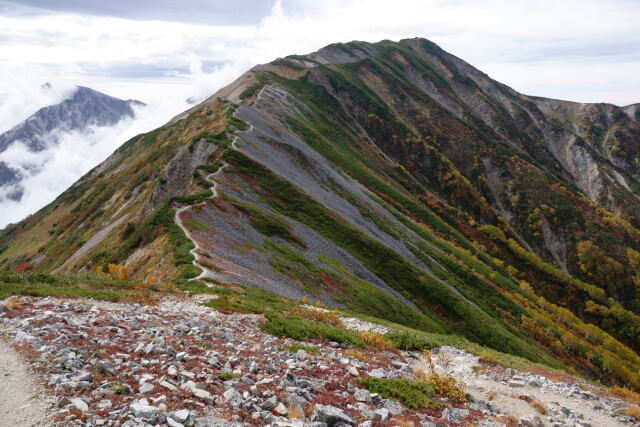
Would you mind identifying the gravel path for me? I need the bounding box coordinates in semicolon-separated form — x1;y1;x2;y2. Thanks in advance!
0;339;52;426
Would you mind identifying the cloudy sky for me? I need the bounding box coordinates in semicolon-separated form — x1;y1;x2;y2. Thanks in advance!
0;0;639;226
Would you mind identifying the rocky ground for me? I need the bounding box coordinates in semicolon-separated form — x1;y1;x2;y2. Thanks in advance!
0;295;638;427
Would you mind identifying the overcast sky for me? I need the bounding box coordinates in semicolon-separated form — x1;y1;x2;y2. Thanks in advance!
0;0;639;226
1;0;639;122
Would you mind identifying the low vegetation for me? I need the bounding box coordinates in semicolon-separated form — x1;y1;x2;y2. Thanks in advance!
260;313;365;347
357;378;440;410
217;372;242;381
0;271;172;303
288;305;343;327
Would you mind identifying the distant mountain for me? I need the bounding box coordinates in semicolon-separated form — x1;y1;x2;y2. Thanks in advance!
0;86;144;195
3;38;640;389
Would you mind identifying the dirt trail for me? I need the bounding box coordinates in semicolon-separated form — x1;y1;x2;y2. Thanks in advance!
0;340;52;426
173;91;258;282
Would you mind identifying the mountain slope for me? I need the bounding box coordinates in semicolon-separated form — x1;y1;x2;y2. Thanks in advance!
0;86;144;193
2;38;640;389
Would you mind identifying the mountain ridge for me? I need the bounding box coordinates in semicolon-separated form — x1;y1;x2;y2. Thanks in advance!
0;86;144;199
2;37;640;389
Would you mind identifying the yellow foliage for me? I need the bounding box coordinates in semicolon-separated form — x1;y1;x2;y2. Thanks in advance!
612;386;640;405
124;292;158;306
359;331;394;351
529;399;548;415
623;405;640;420
505;265;519;277
3;295;25;310
98;263;129;281
420;350;468;403
289;306;343;327
477;351;502;366
428;373;467;403
345;349;372;363
286;403;304;419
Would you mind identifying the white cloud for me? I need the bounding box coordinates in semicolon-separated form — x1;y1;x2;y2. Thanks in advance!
1;0;639;226
0;101;165;227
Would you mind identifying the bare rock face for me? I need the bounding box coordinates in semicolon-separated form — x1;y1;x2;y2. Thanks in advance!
148;138;219;213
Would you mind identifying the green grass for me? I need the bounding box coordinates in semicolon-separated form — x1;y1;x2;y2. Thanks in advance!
0;272;161;302
271;58;305;70
184;218;212;232
357;378;440;409
260;313;365;347
385;331;439;351
217;372;242;381
239;82;265;100
221;194;305;247
200;283;296;314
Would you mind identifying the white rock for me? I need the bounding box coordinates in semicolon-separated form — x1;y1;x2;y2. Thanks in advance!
374;408;389;421
161;381;177;391
275;402;288;415
70;397;88;412
171;409;191;423
139;382;154;394
130;402;158;418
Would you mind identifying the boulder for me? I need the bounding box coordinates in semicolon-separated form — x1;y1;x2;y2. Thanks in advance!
312;404;355;426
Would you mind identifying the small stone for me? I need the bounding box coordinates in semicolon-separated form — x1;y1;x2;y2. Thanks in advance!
153;395;167;404
519;415;542;427
174;323;190;334
383;399;403;415
139;382;154;394
161;381;177;391
130;402;158;418
167;418;184;427
171;409;191;423
442;408;469;424
369;368;387;378
348;366;359;376
374;408;389;421
354;388;370;402
275;402;288;415
222;388;242;406
192;387;214;403
95;360;116;376
312;404;355;426
508;380;525;388
74;371;93;382
70;397;88;412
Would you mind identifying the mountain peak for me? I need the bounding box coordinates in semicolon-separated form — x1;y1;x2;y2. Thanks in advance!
0;86;145;201
3;37;640;395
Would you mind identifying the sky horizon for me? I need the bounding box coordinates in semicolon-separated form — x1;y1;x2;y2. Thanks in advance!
0;0;638;226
